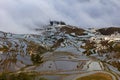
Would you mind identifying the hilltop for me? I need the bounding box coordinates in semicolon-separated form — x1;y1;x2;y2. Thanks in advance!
0;21;120;80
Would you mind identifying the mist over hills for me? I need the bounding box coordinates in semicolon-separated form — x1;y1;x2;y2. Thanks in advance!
0;0;120;79
0;23;120;80
0;0;120;34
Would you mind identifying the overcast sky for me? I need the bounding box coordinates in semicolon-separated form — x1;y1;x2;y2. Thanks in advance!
0;0;120;34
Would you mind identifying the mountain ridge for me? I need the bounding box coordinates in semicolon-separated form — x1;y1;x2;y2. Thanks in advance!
0;22;120;80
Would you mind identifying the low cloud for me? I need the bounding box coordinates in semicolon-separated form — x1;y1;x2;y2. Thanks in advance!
0;0;120;34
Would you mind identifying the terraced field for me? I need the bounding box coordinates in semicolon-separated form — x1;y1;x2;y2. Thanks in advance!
76;72;114;80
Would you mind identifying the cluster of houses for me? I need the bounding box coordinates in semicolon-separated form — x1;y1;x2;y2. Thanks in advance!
89;32;120;52
90;32;120;43
49;21;66;26
35;21;66;35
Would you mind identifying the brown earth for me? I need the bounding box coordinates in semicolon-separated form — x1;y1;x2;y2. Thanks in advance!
76;72;113;80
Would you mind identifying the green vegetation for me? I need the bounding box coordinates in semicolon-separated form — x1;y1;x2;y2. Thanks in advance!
0;73;48;80
0;45;9;52
83;50;93;56
27;41;48;55
27;41;48;65
31;54;43;65
113;43;120;52
81;40;95;56
0;73;33;80
39;77;48;80
81;41;95;50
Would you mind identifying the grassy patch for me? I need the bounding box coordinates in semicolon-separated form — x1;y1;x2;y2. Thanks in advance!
0;73;48;80
76;73;113;80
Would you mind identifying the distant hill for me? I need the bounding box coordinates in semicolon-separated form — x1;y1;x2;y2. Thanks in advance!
97;27;120;35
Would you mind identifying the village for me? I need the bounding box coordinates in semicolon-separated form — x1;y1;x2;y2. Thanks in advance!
87;31;120;52
90;32;120;42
